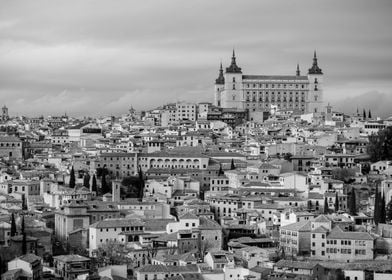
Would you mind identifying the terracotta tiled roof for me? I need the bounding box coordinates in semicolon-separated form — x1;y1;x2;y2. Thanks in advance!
17;254;41;264
199;216;221;229
137;264;198;273
275;259;319;270
280;220;311;232
90;218;144;229
313;215;331;223
327;226;373;241
53;254;90;263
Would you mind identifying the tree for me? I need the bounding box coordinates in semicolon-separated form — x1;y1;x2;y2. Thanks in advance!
21;214;25;234
98;167;110;195
368;109;372;119
21;194;27;211
386;200;392;222
349;190;357;216
361;162;371;175
327;269;345;280
21;215;27;255
307;200;313;210
380;193;386;224
121;176;143;198
22;232;27;254
138;166;145;201
198;237;214;258
324;197;329;214
367;127;392;162
101;174;110;195
331;168;356;183
374;185;381;225
363;109;366;120
10;213;16;237
69;166;76;188
230;158;235;170
281;246;286;260
92;174;97;193
145;246;158;264
334;192;339;212
83;173;90;189
218;164;224;176
283;153;293;162
92;240;127;267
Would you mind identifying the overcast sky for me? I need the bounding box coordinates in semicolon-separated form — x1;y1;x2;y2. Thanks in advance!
0;0;391;117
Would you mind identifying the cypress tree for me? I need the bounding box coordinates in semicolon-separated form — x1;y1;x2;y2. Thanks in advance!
22;232;27;255
10;213;16;237
334;192;339;212
363;109;366;120
230;159;235;170
349;190;357;216
374;186;380;225
368;109;372;119
101;174;108;194
21;215;25;234
22;194;27;211
380;193;386;224
386;200;392;222
83;173;90;189
324;197;329;214
138;166;145;201
69;166;76;188
92;174;97;193
307;200;312;210
281;246;286;260
218;164;224;176
21;215;27;254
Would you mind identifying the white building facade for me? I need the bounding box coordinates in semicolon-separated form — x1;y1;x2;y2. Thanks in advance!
214;50;324;114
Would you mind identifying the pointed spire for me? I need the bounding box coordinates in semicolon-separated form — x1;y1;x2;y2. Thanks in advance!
296;64;301;76
215;62;225;85
231;49;237;65
308;50;323;74
226;49;242;74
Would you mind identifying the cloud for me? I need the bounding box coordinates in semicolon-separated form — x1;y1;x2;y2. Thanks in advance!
0;0;391;116
331;91;392;119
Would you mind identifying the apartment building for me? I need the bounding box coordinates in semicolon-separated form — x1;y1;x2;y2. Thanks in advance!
311;226;374;262
96;152;138;178
280;220;312;256
89;218;145;255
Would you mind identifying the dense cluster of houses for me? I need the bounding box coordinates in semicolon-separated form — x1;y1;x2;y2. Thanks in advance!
0;104;392;280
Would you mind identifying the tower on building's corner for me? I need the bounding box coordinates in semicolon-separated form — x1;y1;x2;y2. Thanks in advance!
214;63;225;107
2;105;9;121
307;51;324;114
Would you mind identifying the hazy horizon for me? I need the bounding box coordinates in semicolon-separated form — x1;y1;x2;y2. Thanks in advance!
1;0;392;117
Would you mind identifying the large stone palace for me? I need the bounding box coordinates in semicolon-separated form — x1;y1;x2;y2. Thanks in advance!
214;50;324;114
